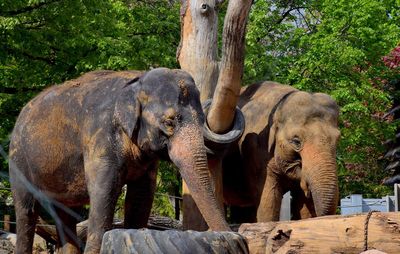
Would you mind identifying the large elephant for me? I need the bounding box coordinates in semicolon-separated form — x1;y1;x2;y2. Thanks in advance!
9;68;230;254
222;81;340;222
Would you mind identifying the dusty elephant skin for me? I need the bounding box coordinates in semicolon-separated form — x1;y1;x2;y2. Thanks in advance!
222;81;340;223
9;68;230;254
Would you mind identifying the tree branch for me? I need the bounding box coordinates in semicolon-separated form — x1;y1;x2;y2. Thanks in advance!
0;0;61;17
0;86;43;95
267;7;304;33
207;0;253;133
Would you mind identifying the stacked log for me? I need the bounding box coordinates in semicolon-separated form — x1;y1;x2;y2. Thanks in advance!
238;212;400;254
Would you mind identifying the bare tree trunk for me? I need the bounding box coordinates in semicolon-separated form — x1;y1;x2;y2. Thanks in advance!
177;0;252;231
177;0;220;103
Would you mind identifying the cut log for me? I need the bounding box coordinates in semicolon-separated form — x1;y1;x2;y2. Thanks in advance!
238;212;400;254
101;228;249;254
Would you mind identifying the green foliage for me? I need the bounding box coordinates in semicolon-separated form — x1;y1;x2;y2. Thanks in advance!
245;0;400;198
151;161;181;217
113;161;180;219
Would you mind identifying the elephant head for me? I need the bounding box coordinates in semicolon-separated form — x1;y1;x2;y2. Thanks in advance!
115;68;230;231
268;90;340;219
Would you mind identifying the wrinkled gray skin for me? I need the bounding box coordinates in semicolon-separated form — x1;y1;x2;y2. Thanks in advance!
222;82;340;223
9;68;229;254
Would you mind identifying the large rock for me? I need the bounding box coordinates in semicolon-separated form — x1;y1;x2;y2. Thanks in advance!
0;239;14;254
0;231;47;254
101;229;248;254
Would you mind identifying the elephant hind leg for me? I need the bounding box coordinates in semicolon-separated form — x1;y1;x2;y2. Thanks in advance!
55;207;83;254
14;192;39;254
124;164;157;229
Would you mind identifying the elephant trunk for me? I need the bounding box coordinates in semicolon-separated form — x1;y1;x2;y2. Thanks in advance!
301;144;339;216
168;123;230;231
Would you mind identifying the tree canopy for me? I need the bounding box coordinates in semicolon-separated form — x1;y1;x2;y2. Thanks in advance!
0;0;399;219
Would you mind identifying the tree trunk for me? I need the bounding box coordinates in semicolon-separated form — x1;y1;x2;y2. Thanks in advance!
238;212;400;254
177;0;220;103
177;0;252;231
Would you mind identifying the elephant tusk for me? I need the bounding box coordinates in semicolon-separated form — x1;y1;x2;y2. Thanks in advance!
300;178;311;198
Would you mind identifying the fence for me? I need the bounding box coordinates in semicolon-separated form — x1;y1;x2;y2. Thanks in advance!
279;184;400;220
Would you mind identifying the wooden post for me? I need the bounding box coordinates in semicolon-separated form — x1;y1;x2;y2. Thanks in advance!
3;214;10;232
395;183;400;211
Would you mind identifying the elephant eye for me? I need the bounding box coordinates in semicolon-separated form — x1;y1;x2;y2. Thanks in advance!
290;136;302;150
163;118;175;128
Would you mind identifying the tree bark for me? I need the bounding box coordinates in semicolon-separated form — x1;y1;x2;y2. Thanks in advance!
239;212;400;254
177;0;220;103
177;0;251;129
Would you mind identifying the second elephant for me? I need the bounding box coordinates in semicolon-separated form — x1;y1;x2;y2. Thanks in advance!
222;81;340;222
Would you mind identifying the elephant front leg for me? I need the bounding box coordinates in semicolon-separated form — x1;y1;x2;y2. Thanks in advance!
124;164;157;229
257;165;283;222
84;159;123;254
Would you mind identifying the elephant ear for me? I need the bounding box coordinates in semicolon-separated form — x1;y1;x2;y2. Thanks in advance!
267;104;279;155
268;121;278;155
266;91;297;155
114;77;141;139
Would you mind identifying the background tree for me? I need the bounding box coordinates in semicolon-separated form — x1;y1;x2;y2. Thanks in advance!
244;0;400;198
382;46;400;185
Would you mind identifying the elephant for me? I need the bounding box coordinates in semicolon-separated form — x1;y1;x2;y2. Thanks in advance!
222;81;340;223
9;68;230;254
